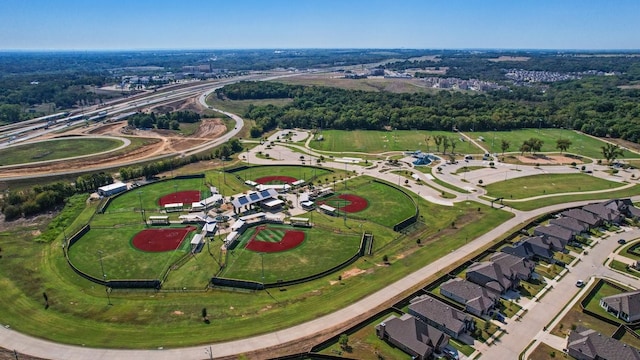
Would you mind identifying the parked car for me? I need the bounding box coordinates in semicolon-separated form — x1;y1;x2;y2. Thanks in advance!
576;280;585;287
618;239;627;245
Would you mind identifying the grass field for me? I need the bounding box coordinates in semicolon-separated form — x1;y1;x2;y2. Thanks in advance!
0;137;123;166
484;173;625;200
107;177;209;212
309;129;483;154
231;164;334;184
274;75;439;94
205;96;293;115
464;128;640;159
220;224;361;283
506;184;640;211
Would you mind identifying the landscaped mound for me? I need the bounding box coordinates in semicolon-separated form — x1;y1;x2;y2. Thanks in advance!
158;190;200;206
245;225;305;253
317;194;369;213
255;176;297;184
132;226;197;252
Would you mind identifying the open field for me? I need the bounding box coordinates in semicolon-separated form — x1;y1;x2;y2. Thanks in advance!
309;129;482;154
483;173;624;200
274;74;439;94
527;342;566;360
0;137;123;166
463;128;640;159
221;224;361;283
505;184;640;211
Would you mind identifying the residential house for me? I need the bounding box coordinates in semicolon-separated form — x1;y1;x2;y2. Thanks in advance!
599;290;640;323
615;198;640;219
567;326;640;360
549;216;589;235
440;278;500;317
466;252;535;294
502;236;554;262
561;208;602;229
583;203;624;225
376;314;449;360
533;224;573;249
408;295;475;340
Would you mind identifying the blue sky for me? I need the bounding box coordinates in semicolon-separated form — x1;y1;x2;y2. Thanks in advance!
0;0;638;50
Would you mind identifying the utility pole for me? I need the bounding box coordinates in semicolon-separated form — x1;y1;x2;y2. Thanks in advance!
98;250;112;305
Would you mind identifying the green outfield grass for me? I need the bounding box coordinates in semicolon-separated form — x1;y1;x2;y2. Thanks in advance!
331;176;416;227
220;224;361;283
484;173;625;200
309;129;483;154
0;137;123;166
67;224;193;280
464;128;640;159
107;177;209;211
232;164;334;184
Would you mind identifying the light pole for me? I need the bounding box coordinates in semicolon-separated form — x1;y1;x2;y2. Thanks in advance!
260;253;265;284
137;191;146;227
538;119;542;134
491;129;497;154
97;250;112;305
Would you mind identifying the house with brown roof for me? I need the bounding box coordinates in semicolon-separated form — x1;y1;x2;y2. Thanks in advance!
376;313;450;360
567;326;640;360
408;295;475;340
599;290;640;323
440;278;500;317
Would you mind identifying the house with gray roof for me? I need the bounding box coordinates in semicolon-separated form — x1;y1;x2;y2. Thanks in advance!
533;224;573;249
408;295;474;340
376;313;449;360
562;208;602;229
599;290;640;323
440;278;499;316
614;198;640;219
550;216;589;235
567;326;640;360
466;252;535;294
583;203;624;224
502;236;554;262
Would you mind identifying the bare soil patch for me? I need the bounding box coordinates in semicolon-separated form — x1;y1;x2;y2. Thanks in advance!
516;154;583;165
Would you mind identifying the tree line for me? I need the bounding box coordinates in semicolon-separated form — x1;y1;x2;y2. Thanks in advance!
127;111;201;130
216;79;640;142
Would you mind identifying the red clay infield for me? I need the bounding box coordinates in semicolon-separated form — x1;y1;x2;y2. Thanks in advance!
245;228;305;253
158;190;200;206
317;194;368;213
132;226;197;252
255;176;297;184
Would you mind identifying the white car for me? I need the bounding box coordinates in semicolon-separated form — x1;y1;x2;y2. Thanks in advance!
576;280;585;287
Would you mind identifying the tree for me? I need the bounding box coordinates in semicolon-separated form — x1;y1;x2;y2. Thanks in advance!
449;137;457;155
556;138;572;153
339;334;349;350
500;139;510;155
433;135;443;153
442;136;450;154
601;143;624;164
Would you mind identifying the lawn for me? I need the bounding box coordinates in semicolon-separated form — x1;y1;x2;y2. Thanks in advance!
464;128;640;159
520;278;547;298
609;259;640;278
507;184;640;211
527;341;567;360
484;173;624;200
498;299;522;318
309;129;483;154
621;241;640;261
535;262;565;280
0;137;123;166
220;224;361;283
583;281;632;325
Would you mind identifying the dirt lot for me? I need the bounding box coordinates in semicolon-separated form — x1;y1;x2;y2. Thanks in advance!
516;154;583;165
0;112;227;179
